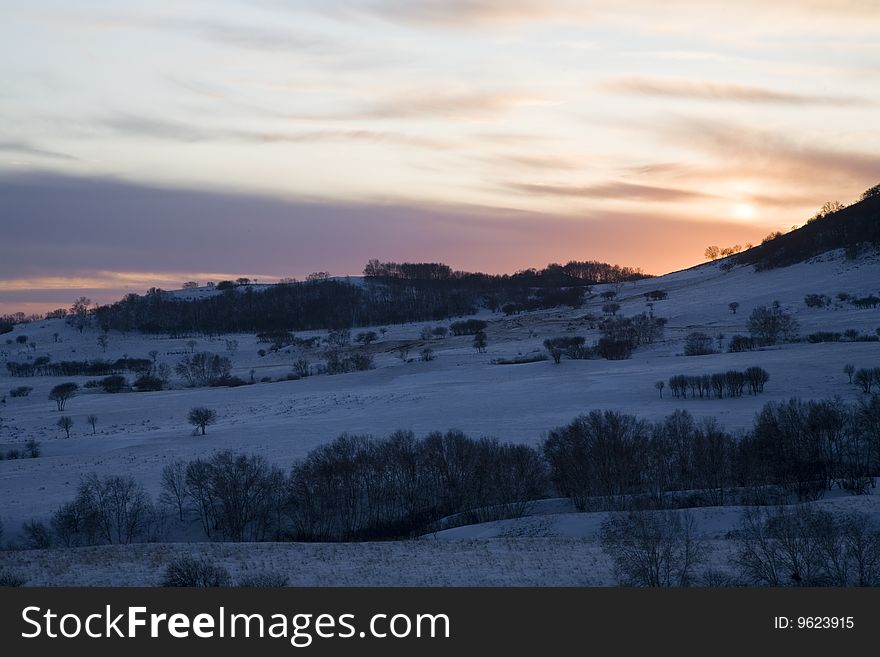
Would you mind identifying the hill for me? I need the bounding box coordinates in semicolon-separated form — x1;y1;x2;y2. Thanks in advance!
735;191;880;270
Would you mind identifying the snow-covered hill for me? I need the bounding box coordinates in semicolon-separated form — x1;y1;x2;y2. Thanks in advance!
2;249;879;584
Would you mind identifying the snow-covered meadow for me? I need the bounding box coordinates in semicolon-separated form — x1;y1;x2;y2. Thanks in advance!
2;250;879;585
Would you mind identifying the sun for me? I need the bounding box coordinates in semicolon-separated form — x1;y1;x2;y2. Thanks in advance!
731;202;758;221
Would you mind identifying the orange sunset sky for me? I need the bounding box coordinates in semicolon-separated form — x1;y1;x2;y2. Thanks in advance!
1;1;879;313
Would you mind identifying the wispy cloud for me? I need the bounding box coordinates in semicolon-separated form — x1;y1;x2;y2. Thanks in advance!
506;180;711;202
97;113;455;150
0;139;78;161
662;118;880;184
599;77;867;106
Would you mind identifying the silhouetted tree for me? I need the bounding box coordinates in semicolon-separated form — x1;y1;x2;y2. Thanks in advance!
473;331;488;353
49;382;78;411
188;407;217;435
57;416;73;438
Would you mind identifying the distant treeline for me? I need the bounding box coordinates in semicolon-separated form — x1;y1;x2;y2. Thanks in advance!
92;259;648;335
6;357;153;378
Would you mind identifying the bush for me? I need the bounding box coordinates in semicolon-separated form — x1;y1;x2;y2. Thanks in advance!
600;510;709;587
420;348;435;362
9;386;32;397
100;375;128;393
748;304;799;345
449;319;487;336
22;520;52;549
493;354;549;365
852;368;880;394
804;294;831;308
25;439;41;458
684;332;714;356
596;338;633;360
735;507;880;586
728;335;756;352
176;352;232;387
543;337;586;363
133;374;164;391
162;557;231;587
806;332;841;343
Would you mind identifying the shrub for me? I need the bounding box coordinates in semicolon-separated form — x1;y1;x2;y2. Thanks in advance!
748;304;799;345
100;375;128;393
493;354;549;365
420;348;435;362
806;332;841;343
645;290;668;301
133;374;164;391
25;439;41;458
175;352;232;387
600;511;709;587
293;359;310;378
348;352;374;371
9;386;32;397
853;368;880;394
684;332;714;356
22;520;52;549
449;319;487;336
804;294;831;308
596;338;633;360
728;335;756;352
162;557;231;587
543;337;586;364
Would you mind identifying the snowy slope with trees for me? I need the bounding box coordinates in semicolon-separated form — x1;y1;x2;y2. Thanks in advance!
2;244;880;586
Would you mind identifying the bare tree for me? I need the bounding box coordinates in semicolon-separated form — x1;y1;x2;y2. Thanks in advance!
87;414;98;435
70;296;91;333
49;382;78;411
655;380;665;398
600;510;709;587
728;302;739;315
188;407;217;435
704;246;721;261
96;334;109;353
472;330;488;353
159;461;189;521
844;364;855;384
57;416;73;439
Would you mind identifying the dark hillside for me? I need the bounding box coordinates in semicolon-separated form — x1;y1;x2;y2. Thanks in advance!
735;192;880;270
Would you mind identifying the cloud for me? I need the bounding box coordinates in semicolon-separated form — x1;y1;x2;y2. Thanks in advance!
663;118;880;184
0;170;761;314
0;139;78;161
96;113;454;150
506;180;712;202
599;77;867;106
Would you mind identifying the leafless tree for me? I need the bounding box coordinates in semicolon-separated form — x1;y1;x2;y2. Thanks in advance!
188;407;217;435
57;416;73;438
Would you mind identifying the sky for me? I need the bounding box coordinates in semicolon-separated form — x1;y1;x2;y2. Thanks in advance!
1;0;879;314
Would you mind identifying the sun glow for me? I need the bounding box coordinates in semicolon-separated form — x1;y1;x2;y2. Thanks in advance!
731;202;758;221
